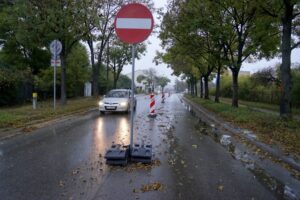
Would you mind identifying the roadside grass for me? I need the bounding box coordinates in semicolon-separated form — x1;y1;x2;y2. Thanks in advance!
187;95;300;156
0;97;98;129
219;97;300;115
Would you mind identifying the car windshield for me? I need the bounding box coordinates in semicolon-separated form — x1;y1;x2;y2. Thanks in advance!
106;90;129;98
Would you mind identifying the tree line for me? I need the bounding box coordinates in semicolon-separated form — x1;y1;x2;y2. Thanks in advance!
0;0;153;106
157;0;300;119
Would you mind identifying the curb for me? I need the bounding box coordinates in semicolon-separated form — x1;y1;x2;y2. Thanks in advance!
182;96;300;172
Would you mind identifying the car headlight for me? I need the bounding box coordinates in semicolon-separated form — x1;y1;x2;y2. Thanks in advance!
120;102;127;107
99;101;104;106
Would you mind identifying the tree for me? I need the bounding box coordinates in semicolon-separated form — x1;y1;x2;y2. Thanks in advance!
65;43;90;97
174;79;187;93
104;40;146;89
156;76;171;92
20;0;96;105
35;43;90;98
117;74;131;89
91;0;155;96
208;0;279;107
137;68;158;93
260;0;300;118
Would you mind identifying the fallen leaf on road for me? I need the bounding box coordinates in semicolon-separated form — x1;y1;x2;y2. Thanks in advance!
218;185;224;191
72;170;79;175
192;144;198;149
133;188;140;193
22;126;37;132
140;182;164;192
59;180;65;187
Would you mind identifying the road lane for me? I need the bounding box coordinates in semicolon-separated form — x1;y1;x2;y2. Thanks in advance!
0;94;276;200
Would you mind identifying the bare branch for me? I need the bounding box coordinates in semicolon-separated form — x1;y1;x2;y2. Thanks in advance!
291;41;300;50
293;12;300;18
261;6;278;18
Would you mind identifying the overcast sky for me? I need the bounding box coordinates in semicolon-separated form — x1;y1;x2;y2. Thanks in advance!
122;0;300;85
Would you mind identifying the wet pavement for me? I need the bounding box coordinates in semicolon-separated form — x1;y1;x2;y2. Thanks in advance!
0;94;288;199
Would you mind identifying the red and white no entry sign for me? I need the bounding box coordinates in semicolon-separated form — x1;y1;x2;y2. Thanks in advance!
114;3;154;44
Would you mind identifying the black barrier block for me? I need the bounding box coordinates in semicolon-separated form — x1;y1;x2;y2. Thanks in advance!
104;144;129;165
130;144;152;164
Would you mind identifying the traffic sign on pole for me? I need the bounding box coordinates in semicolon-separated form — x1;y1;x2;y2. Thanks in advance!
105;3;154;165
114;3;154;44
49;39;62;110
50;40;62;56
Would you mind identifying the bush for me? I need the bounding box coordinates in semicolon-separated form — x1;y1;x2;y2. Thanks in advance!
0;67;32;106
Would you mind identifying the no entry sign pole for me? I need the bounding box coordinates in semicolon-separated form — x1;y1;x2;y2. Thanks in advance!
114;3;154;150
130;44;136;148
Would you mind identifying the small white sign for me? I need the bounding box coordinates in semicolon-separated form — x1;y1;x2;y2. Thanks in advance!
51;58;61;67
50;40;62;56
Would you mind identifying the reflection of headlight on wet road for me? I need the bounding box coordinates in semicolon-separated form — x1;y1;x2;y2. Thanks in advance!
99;101;104;106
120;102;127;107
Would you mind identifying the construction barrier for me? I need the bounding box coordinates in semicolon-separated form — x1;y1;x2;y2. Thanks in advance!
149;93;156;117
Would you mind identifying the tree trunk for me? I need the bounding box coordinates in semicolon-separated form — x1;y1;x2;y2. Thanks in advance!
106;41;109;92
280;2;293;119
60;49;67;105
231;69;239;107
92;62;100;97
190;78;194;96
93;47;103;97
200;77;203;98
204;76;209;99
194;77;198;97
113;70;117;89
87;39;95;68
215;64;221;103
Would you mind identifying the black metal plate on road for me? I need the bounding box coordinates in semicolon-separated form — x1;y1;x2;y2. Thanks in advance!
130;144;152;164
104;144;129;165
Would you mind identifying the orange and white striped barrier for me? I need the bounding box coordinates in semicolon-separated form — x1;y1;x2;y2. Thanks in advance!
149;93;156;117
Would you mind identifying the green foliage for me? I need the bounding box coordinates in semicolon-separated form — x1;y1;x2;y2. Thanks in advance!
187;95;300;156
117;74;131;89
156;76;171;92
216;73;282;105
65;44;90;97
35;43;90;98
0;67;32;106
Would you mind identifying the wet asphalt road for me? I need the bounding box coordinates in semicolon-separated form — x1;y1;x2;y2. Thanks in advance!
0;94;276;200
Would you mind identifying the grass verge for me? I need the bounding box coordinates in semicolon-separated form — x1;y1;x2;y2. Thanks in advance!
0;97;98;129
187;95;300;157
219;97;300;115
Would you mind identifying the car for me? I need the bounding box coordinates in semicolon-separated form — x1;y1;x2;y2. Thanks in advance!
99;89;136;114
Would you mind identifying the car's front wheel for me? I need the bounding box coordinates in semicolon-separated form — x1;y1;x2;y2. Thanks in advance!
100;111;105;115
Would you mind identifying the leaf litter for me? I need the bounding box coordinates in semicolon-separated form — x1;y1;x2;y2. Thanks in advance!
133;182;165;193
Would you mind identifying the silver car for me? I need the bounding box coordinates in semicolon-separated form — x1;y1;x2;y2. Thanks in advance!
99;89;136;114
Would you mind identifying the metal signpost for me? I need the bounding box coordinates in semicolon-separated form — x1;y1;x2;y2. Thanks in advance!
104;3;154;165
115;3;154;150
50;40;62;110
